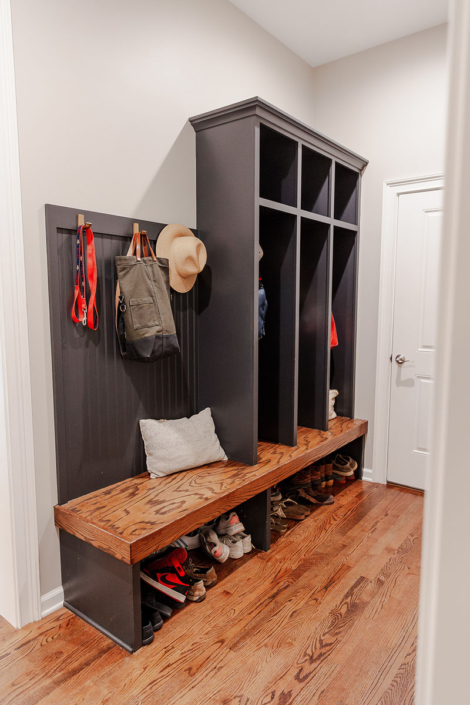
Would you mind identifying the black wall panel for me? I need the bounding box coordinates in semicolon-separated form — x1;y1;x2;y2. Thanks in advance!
46;205;197;504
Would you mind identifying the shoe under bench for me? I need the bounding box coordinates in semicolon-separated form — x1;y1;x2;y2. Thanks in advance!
54;416;367;653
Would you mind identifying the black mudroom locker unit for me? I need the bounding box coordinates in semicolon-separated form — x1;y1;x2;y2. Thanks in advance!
190;98;368;466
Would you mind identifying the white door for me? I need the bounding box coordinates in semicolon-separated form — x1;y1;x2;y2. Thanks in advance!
387;187;443;490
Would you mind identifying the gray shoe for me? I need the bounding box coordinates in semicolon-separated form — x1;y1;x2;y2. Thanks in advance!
233;531;252;553
304;488;334;505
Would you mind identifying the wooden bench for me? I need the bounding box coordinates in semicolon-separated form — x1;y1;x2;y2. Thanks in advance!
55;417;367;652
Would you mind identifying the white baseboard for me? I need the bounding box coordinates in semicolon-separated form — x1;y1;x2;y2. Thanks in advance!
361;467;374;483
40;586;64;618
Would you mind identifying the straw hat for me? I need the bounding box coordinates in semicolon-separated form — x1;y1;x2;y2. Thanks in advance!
156;223;207;293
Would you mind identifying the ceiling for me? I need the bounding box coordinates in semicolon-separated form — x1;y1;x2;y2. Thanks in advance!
228;0;448;67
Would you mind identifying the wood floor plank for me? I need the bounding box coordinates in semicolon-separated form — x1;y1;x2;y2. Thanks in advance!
0;482;422;705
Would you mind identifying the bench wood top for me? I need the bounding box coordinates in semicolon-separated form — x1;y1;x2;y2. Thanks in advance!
54;417;367;564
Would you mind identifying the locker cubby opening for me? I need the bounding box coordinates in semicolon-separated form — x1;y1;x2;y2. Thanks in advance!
258;206;298;446
259;124;298;207
298;218;331;432
331;227;358;419
301;147;331;217
334;163;359;224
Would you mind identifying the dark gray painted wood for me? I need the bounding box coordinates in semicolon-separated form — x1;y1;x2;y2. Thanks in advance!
331;227;358;418
60;530;142;652
194;116;258;465
258;206;298;446
45;205;197;503
190;97;368;172
301;146;331;217
191;99;366;455
259;124;298;207
298;219;331;431
334;163;359;225
235;490;271;552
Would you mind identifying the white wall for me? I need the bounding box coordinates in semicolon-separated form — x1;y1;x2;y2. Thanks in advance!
0;362;17;626
10;0;315;600
310;24;448;469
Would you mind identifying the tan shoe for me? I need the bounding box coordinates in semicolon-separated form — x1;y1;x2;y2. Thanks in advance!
272;498;308;520
187;578;206;602
185;559;218;588
333;454;357;476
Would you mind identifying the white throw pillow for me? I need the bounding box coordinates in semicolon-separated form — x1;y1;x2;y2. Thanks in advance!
329;389;339;420
140;408;227;478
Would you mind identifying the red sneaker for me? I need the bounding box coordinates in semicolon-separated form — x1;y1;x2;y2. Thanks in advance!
140;548;190;603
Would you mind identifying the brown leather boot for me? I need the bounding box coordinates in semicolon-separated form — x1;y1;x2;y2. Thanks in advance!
324;462;334;486
310;464;323;488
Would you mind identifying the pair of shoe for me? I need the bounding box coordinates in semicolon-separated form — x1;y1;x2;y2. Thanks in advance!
310;461;334;488
270;497;310;532
140;546;204;607
272;497;309;521
270;485;282;502
285;468;335;506
199;512;252;562
286;487;335;506
332;454;357;483
141;602;164;645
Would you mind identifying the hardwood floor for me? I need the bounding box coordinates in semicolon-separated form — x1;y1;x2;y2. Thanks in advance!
0;481;423;705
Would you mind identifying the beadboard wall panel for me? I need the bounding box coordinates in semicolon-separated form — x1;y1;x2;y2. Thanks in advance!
45;205;197;504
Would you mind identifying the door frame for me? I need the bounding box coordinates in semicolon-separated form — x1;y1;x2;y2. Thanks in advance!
0;0;41;627
373;174;444;485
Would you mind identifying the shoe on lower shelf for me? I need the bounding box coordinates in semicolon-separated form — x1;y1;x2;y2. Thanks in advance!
215;512;245;536
333;472;348;484
270;515;288;533
286;488;333;507
187;578;206;603
140;547;190;604
233;531;252;553
310;464;324;488
172;530;200;551
333;454;357;476
142;618;154;646
141;591;173;619
273;498;308;520
270;486;282;503
289;468;312;489
220;534;244;559
324;462;334;486
185;559;218;588
199;526;230;563
304;489;335;505
142;605;164;632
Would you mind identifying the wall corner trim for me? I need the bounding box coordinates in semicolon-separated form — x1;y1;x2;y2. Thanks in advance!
361;468;374;483
0;0;41;627
41;586;64;619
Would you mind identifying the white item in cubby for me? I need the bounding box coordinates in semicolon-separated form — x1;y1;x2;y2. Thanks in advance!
140;408;227;478
329;389;339;420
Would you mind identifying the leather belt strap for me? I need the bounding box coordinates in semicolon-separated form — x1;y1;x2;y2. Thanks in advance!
72;224;99;330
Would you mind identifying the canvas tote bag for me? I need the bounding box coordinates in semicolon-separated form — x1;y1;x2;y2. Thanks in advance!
115;231;180;362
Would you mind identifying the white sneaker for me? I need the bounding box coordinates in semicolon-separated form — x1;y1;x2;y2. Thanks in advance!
220;534;244;559
172;530;200;551
233;531;252;553
199;527;230;563
215;512;245;536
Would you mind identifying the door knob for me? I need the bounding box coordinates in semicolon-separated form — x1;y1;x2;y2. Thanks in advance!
395;354;412;365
